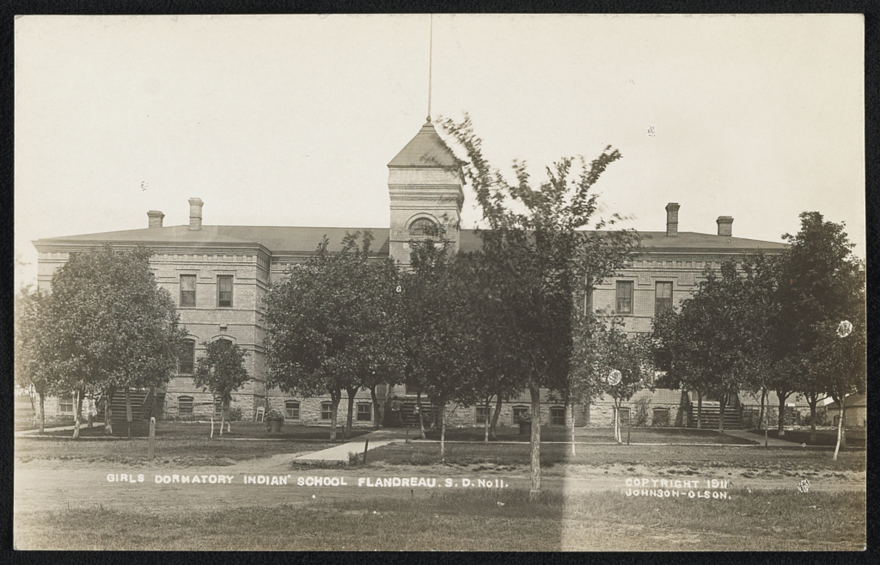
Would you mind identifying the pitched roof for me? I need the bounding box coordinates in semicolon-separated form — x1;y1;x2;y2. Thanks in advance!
387;121;458;168
35;225;391;255
456;229;786;254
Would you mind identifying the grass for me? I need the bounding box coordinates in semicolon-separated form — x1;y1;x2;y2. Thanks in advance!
14;488;865;550
426;425;754;444
15;436;332;467
34;420;371;441
746;428;866;447
361;442;866;473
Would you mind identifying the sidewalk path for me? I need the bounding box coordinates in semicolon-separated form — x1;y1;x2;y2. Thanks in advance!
722;428;803;448
294;428;411;462
15;423;105;438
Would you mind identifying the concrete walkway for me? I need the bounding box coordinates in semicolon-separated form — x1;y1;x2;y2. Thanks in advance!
722;428;805;447
295;428;411;462
15;422;105;438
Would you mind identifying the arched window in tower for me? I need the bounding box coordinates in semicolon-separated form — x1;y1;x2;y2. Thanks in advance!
408;218;437;237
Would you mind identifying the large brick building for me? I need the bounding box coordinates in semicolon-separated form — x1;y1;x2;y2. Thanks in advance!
33;120;794;430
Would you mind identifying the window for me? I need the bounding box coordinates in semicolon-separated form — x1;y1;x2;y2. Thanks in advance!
357;403;372;421
616;281;633;314
655;282;673;317
178;339;195;375
180;275;196;307
58;396;74;414
550;406;566;426
512;405;529;424
408;218;437;237
617;407;631;425
218;275;233;307
178;396;193;417
285;401;300;420
321;402;333;420
475;406;489;424
652;408;670;427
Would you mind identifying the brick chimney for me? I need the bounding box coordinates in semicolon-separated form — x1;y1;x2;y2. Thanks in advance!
188;198;204;231
717;216;733;237
147;210;164;229
665;202;680;237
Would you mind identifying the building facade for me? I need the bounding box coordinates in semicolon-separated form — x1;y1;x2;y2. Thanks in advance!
33;120;795;429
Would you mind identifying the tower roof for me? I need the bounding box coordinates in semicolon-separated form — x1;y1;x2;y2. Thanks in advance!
388;121;458;168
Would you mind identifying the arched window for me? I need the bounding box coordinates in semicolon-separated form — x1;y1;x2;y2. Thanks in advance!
178;339;196;374
408;218;437;237
178;396;194;417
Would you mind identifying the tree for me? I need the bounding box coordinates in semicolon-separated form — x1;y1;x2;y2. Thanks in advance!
265;232;403;441
652;261;768;433
194;339;250;438
40;244;186;438
401;231;485;458
14;287;54;433
573;314;651;443
440;114;638;498
777;212;865;452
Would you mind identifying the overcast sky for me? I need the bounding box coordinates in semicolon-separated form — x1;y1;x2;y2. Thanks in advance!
14;14;865;289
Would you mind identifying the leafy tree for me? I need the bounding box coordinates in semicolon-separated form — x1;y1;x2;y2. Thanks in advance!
653;261;768;432
440;114;638;497
40;244;185;438
401;232;485;458
776;212;865;450
14;286;54;433
194;339;250;438
265;232;403;441
573;314;651;442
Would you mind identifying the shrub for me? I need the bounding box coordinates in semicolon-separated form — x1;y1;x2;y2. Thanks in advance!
228;406;243;421
633;397;651;427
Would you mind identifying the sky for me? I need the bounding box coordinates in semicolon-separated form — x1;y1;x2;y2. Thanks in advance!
14;14;865;289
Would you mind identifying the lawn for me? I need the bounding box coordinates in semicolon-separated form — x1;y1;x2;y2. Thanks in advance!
361;441;867;473
746;428;866;447
33;420;371;441
13;488;865;550
15;435;332;467
424;425;753;444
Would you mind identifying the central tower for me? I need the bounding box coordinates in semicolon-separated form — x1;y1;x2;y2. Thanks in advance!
387;121;464;265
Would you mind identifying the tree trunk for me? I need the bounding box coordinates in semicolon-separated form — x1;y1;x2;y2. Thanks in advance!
29;391;37;427
758;388;766;431
369;386;380;430
484;397;491;443
718;393;727;433
329;391;341;441
777;393;787;436
38;393;45;434
808;395;818;445
219;402;225;438
696;392;703;429
833;397;845;461
439;403;446;461
105;386;114;435
416;392;426;440
489;394;503;440
72;389;82;439
125;388;133;438
675;390;688;427
569;399;576;456
528;385;542;500
344;387;357;440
